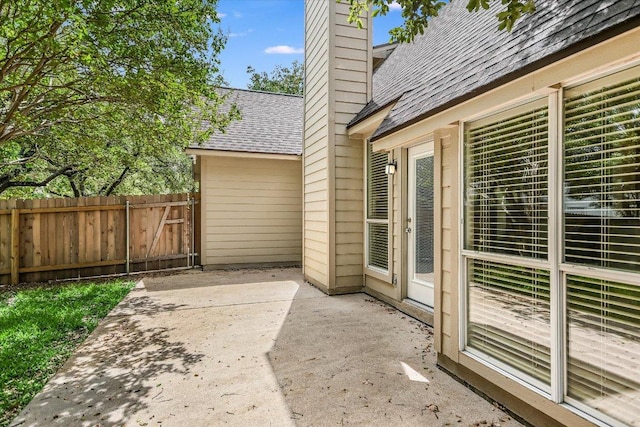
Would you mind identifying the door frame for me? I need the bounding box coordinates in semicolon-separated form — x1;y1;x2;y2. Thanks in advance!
404;140;435;308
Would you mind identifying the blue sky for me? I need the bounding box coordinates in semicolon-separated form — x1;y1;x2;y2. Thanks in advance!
215;0;405;88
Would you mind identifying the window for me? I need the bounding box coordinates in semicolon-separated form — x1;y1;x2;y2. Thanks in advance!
465;99;549;259
467;259;551;384
463;65;640;426
366;142;389;272
566;275;640;425
463;98;551;389
563;67;640;426
564;67;640;272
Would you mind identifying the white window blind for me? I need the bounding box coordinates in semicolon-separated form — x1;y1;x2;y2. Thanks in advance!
461;64;640;426
464;99;551;386
368;223;389;271
415;155;435;277
566;275;640;426
563;66;640;427
467;259;551;385
564;67;640;272
367;145;388;220
366;143;389;271
465;98;549;260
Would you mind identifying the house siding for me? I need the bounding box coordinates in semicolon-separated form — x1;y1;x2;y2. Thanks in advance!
332;2;369;290
200;156;302;267
304;0;370;292
434;127;460;360
304;0;330;287
391;147;403;300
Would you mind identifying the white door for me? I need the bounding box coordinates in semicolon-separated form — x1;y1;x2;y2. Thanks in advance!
407;143;435;307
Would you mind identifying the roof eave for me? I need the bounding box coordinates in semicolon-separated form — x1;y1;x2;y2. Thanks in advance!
347;96;402;130
370;13;640;143
186;148;302;160
347;102;397;140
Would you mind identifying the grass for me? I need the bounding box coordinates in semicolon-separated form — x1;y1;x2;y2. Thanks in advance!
0;280;134;427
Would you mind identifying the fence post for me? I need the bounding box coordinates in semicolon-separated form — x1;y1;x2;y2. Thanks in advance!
186;193;190;268
10;209;19;285
125;200;130;274
191;196;195;268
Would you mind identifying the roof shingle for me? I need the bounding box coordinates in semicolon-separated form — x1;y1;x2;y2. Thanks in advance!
191;88;303;155
349;0;640;140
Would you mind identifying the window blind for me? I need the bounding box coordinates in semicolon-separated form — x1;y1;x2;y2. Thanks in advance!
367;145;388;220
564;69;640;272
467;259;551;385
416;156;434;275
465;99;549;260
566;275;640;427
464;99;551;387
368;223;389;270
366;143;389;271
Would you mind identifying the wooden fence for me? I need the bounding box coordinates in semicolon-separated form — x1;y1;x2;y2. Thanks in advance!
0;193;200;285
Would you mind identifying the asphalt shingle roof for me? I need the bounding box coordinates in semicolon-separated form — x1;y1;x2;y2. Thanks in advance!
350;0;640;140
192;88;303;155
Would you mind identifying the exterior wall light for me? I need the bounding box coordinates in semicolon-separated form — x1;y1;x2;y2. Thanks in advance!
385;161;397;175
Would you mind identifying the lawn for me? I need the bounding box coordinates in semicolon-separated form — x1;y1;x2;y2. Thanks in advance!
0;280;134;427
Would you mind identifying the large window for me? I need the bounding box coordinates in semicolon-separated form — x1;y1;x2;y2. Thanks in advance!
464;98;551;390
366;142;389;272
563;67;640;426
463;64;640;426
564;67;640;271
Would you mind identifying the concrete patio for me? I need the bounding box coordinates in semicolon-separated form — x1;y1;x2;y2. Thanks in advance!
11;268;522;427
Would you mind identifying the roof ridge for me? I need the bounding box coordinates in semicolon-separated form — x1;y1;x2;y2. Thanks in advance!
219;86;303;98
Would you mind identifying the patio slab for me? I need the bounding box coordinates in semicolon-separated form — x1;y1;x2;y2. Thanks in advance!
11;268;521;427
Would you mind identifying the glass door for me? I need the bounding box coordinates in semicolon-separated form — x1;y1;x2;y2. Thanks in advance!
407;143;435;307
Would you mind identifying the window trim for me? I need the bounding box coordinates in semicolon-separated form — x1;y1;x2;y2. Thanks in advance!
460;91;557;396
459;60;640;427
364;141;392;282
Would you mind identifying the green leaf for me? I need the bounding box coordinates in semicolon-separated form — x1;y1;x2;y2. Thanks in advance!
0;0;239;197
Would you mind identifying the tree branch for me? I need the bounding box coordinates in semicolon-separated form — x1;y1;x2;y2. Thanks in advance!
103;166;130;196
0;165;73;194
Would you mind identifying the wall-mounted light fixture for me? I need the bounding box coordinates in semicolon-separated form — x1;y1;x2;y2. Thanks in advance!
385;161;397;175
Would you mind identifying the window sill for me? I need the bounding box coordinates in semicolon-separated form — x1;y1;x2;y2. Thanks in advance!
365;266;392;284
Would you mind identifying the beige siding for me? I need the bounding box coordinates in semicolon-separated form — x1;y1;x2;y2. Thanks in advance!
391;147;403;300
434;127;460;360
333;135;364;288
331;2;369;290
304;0;369;292
304;0;330;287
201;156;302;267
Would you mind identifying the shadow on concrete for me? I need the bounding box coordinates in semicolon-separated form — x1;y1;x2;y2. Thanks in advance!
267;285;520;426
142;267;303;292
11;268;522;427
11;294;204;427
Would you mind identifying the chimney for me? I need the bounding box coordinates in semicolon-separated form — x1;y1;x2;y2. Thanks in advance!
303;0;372;293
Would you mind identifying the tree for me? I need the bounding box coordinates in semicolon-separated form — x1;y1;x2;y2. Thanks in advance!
246;60;304;95
0;0;239;197
344;0;536;43
0;111;196;198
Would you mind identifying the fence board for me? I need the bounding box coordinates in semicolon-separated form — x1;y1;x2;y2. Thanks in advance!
0;207;9;274
91;197;102;278
22;199;34;281
62;197;71;274
0;193;196;285
11;207;19;285
32;199;42;282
